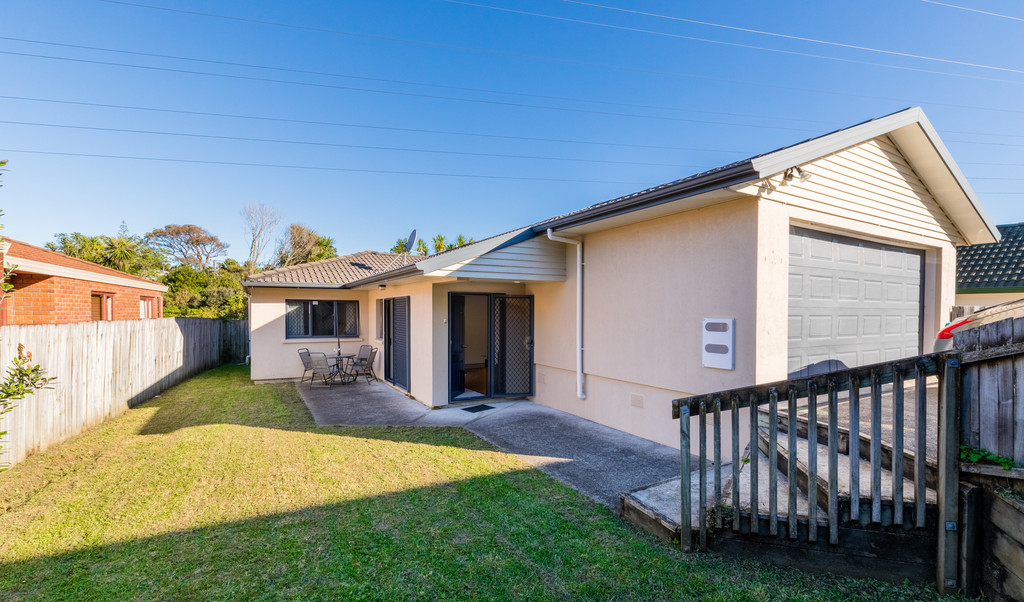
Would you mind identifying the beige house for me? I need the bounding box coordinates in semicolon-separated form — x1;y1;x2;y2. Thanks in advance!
245;107;999;448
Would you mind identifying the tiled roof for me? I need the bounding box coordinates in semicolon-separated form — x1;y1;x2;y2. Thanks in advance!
957;223;1024;290
3;237;162;285
245;250;427;286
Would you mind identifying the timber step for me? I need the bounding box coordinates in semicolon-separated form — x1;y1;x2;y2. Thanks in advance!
758;427;936;508
759;403;939;489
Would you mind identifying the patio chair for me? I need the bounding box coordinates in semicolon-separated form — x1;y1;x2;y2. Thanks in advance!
297;348;314;385
339;345;372;384
308;351;340;388
347;347;378;384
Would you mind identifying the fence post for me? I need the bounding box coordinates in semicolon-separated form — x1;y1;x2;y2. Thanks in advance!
936;355;961;593
679;404;692;552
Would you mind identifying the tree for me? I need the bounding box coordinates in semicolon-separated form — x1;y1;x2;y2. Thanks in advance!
390;237;408;254
275;224;337;267
415;239;429;256
145;224;227;271
241;202;281;275
432;234;449;254
47;224;165;280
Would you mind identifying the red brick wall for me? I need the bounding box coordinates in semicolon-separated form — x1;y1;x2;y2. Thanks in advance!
3;273;164;325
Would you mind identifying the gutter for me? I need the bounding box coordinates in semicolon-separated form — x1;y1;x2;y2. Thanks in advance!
546;228;586;400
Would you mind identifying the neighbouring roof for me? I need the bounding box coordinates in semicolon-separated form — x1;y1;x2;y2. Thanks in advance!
957;224;1024;292
3;237;166;291
244;250;428;287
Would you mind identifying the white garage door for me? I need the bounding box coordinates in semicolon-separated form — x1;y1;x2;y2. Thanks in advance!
788;227;923;375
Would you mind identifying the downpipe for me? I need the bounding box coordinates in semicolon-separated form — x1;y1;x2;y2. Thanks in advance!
546;228;586;399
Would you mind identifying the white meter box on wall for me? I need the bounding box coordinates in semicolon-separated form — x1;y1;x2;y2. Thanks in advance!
702;318;735;370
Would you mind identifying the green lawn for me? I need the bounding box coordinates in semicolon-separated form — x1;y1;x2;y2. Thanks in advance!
0;365;954;601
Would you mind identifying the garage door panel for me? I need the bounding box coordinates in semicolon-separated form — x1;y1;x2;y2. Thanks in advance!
788;227;922;374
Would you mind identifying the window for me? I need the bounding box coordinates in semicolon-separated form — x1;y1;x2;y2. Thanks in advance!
140;297;154;318
91;293;114;321
285;300;358;338
376;298;384;340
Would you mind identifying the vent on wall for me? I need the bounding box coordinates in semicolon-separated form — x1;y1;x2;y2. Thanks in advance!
630;393;644;408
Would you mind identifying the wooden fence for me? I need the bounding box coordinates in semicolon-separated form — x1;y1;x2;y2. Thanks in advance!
221;318;249;364
955;318;1024;465
0;318;234;469
672;353;960;589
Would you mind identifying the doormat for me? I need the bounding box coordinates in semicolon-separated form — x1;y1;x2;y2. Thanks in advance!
462;404;494;413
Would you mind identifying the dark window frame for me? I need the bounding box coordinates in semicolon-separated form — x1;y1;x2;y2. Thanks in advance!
285;299;359;338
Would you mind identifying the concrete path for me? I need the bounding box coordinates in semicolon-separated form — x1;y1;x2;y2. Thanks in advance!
299;380;681;509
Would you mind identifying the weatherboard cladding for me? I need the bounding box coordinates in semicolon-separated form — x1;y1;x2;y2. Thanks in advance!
957;224;1024;291
244;251;426;286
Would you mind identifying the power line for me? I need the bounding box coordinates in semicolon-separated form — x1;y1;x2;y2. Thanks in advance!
444;0;1024;85
0;35;838;127
0;148;652;185
3;93;1021;158
0;49;823;133
0;119;717;169
0;94;752;154
920;0;1024;22
558;0;1024;75
83;0;1024;118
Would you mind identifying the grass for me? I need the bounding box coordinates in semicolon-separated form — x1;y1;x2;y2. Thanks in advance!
0;365;958;601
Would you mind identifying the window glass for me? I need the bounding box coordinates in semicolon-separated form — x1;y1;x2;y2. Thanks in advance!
285;301;309;337
311;300;336;336
375;298;384;339
338;300;359;337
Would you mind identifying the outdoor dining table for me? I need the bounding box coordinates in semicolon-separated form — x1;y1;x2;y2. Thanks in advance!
327;353;356;384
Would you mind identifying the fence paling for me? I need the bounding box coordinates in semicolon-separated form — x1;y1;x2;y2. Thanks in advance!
0;318;242;469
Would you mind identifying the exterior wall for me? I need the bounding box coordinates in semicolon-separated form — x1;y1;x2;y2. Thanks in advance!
3;272;163;325
528;198;761;448
752;136;965;246
528;135;963;448
954;291;1024;310
249;287;372;381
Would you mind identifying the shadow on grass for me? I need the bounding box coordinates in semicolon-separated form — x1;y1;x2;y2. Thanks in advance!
0;469;700;601
133;364;497;452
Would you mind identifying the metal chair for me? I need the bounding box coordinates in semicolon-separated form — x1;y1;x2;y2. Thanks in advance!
347;347;378;384
297;348;314;385
308;351;340;388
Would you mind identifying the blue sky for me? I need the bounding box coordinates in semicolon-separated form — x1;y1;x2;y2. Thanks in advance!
3;0;1023;262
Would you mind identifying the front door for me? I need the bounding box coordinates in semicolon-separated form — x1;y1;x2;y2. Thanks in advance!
449;293;533;401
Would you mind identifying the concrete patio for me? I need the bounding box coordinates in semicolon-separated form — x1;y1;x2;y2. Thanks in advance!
298;379;682;509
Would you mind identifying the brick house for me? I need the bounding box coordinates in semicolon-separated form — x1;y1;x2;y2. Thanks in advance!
0;238;167;325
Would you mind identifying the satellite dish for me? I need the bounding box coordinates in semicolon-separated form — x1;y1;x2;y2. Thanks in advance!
405;229;417;253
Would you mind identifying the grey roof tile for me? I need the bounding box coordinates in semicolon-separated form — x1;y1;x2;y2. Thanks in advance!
957;223;1024;290
244;250;426;286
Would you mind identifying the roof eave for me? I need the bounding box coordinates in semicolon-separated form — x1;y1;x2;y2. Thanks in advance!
243;281;348;289
533;162;758;233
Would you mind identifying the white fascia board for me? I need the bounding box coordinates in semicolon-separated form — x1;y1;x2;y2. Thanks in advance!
750;107;924;176
6;257;168;292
